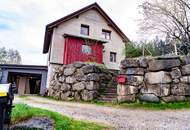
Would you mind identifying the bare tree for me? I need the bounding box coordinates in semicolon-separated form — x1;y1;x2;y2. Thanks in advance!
139;0;190;50
0;47;7;64
0;47;22;64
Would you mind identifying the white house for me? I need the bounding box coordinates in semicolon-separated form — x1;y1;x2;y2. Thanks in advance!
43;3;130;88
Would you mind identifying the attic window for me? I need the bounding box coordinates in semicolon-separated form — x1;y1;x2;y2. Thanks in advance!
102;29;111;40
80;24;89;35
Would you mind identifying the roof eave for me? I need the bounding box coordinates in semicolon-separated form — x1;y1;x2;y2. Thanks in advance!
43;26;53;54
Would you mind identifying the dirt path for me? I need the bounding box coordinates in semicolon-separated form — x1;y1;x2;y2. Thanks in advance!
14;96;190;130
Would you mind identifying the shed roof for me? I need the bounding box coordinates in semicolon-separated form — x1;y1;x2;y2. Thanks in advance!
0;64;47;71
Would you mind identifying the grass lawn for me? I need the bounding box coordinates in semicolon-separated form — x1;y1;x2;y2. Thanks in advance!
12;103;111;130
91;100;190;110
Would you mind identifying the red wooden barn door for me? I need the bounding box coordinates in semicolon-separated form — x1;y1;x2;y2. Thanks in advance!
63;37;103;64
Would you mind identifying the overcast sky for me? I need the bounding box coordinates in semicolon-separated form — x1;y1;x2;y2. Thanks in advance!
0;0;143;65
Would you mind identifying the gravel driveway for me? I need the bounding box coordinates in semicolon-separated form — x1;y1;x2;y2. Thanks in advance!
14;96;190;130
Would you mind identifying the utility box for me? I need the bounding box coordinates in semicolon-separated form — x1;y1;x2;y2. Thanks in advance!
116;75;127;84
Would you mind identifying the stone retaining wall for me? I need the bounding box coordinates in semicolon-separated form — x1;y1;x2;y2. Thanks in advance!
118;56;190;103
48;62;113;101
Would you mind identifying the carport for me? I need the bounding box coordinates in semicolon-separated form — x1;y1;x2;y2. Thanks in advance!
0;64;47;95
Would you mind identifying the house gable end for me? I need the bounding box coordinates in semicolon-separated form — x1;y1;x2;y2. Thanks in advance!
43;2;129;54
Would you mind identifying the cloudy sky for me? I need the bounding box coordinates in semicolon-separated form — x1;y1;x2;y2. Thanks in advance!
0;0;143;65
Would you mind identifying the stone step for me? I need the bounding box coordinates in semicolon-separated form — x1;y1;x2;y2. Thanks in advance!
109;84;117;87
97;97;117;102
100;89;117;93
100;88;116;90
99;93;117;96
99;95;117;98
108;85;117;88
102;87;117;90
97;79;118;102
100;90;117;93
100;92;117;95
100;87;115;90
99;92;116;96
99;88;117;93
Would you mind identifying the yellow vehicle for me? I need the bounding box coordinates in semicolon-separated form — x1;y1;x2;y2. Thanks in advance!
0;84;9;97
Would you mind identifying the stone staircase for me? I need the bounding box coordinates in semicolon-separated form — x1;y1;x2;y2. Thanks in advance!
97;77;118;102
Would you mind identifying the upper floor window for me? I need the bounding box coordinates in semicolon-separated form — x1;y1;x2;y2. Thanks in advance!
102;29;111;40
110;52;116;62
80;24;89;35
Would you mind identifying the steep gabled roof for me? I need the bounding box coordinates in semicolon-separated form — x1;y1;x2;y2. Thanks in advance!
43;2;130;53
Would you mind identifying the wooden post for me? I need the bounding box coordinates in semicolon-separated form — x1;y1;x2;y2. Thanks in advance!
174;42;178;55
142;43;145;57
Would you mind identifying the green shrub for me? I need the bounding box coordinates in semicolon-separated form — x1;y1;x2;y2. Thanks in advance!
124;41;164;58
124;42;142;58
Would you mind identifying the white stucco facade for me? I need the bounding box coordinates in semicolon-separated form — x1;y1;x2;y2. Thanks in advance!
48;9;126;70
